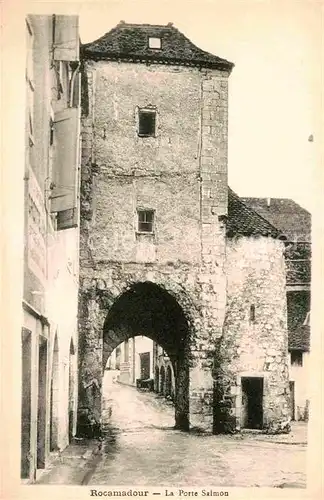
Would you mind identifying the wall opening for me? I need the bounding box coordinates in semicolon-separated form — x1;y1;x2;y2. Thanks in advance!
21;328;32;479
249;304;256;323
102;335;176;432
241;377;263;430
138;109;156;137
137;209;154;234
50;334;59;451
101;281;191;431
37;337;48;469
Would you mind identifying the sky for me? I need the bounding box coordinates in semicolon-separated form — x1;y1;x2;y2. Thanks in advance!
76;0;322;213
9;0;323;212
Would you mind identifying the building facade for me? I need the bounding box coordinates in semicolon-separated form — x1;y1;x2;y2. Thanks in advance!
105;337;176;399
21;15;81;482
242;197;311;421
77;22;291;436
106;336;155;385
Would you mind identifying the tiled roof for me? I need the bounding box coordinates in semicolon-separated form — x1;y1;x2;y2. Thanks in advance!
288;325;310;351
227;188;283;239
240;197;311;242
81;22;234;71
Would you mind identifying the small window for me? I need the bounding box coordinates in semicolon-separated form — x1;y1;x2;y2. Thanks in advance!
137;209;154;233
291;351;303;367
249;304;256;323
138;109;156;137
148;37;161;49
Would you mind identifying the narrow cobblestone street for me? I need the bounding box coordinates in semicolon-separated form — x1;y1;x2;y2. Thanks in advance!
37;372;307;487
92;374;306;487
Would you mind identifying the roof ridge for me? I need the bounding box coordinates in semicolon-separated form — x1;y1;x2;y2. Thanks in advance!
117;21;174;28
241;196;311;215
82;21;179;47
243;196;299;203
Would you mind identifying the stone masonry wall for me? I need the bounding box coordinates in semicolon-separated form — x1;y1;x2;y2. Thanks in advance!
216;236;290;432
78;59;231;433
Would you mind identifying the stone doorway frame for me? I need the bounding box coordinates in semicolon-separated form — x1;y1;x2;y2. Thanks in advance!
234;372;269;431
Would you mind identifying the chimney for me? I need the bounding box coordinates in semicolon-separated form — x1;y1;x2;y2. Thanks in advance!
266;197;271;208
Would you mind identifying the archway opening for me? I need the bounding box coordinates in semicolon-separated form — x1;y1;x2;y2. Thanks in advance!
102;335;177;431
102;281;191;430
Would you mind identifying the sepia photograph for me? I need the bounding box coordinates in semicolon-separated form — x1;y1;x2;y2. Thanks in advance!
1;0;322;497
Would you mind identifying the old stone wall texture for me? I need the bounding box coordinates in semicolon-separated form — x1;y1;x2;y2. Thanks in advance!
78;59;230;433
78;58;289;435
218;236;290;431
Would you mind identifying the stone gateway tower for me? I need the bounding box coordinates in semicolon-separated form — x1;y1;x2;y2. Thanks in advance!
78;22;290;435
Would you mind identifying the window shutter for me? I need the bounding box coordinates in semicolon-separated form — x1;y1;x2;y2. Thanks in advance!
57;208;78;231
53;15;79;62
50;107;80;213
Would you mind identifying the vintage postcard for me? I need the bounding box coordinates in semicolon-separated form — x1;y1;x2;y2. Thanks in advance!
1;0;323;499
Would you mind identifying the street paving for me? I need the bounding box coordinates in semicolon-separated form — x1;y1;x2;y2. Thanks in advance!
36;372;307;487
88;372;307;488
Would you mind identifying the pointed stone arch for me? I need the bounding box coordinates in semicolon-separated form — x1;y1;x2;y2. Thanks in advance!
77;269;218;436
78;277;197;435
